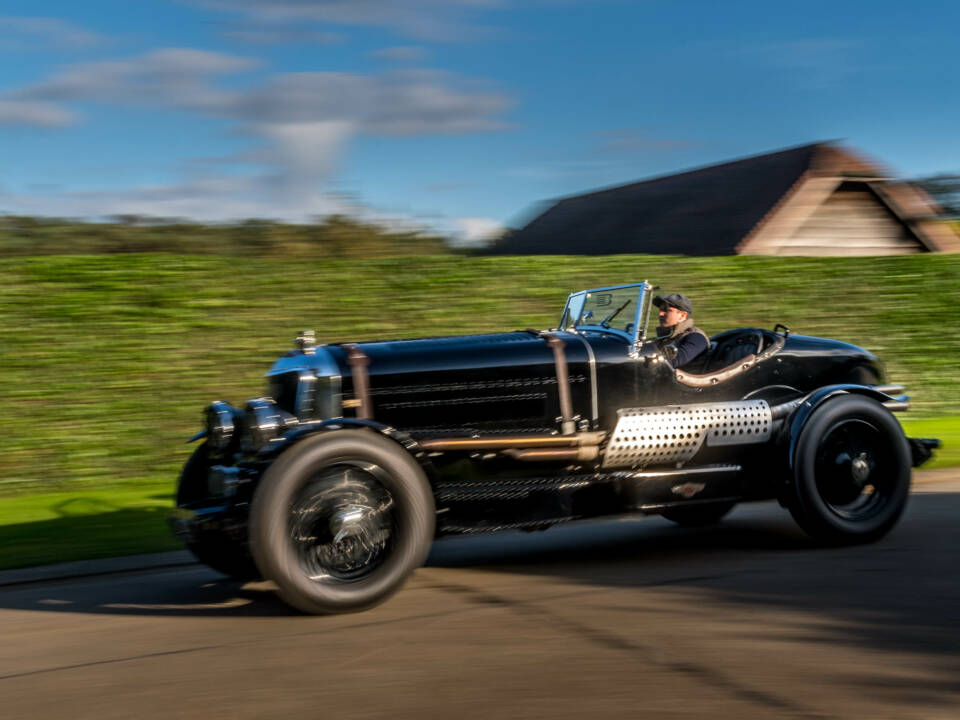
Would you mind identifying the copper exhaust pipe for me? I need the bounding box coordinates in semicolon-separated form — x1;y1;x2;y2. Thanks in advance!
502;446;600;462
418;432;605;452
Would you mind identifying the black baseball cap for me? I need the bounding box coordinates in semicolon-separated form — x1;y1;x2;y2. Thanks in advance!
653;293;693;315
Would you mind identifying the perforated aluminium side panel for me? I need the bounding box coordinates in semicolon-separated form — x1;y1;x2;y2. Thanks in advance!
602;401;772;468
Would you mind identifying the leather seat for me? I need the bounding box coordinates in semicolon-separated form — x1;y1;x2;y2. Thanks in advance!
700;333;761;373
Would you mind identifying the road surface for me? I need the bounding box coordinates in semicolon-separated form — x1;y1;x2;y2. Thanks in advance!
2;476;958;719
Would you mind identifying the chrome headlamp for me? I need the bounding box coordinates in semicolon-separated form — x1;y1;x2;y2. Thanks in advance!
242;397;296;452
205;401;241;452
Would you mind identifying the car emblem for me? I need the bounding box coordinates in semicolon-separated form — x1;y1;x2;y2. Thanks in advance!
851;452;870;485
671;482;706;498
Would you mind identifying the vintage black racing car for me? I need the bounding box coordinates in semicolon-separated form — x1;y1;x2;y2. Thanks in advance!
172;282;939;614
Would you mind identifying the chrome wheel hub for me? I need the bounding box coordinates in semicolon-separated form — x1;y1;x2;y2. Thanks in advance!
316;504;392;573
815;419;892;520
290;463;395;583
850;453;870;485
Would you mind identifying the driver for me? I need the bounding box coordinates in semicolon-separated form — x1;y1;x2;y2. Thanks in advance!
653;293;709;368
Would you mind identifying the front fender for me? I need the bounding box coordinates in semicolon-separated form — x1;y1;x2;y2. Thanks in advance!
254;418;434;478
785;385;900;470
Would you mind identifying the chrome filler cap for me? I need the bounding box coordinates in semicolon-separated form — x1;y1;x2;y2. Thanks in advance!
295;329;317;355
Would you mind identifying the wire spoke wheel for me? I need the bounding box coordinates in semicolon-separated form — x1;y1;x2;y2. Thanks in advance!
289;462;396;583
251;430;434;614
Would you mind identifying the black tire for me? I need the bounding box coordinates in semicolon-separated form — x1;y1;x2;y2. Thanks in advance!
187;536;260;581
661;501;736;527
787;395;911;545
175;443;211;507
177;444;260;581
249;430;435;615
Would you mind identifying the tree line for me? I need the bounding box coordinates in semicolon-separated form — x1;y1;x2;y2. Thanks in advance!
0;214;455;257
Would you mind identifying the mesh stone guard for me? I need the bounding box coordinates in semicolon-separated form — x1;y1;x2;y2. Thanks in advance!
602;400;772;468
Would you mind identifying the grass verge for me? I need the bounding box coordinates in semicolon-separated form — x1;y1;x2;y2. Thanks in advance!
0;417;955;572
3;252;960;498
0;485;180;570
900;417;960;469
1;253;958;570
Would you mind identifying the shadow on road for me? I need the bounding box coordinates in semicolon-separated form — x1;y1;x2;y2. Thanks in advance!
430;493;960;665
1;495;958;670
0;566;299;617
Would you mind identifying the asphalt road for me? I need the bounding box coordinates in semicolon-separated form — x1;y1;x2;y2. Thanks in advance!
2;477;959;720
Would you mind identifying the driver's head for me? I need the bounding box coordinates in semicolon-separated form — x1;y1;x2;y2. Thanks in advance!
654;293;693;327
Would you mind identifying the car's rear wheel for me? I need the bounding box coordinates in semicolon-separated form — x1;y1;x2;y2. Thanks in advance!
787;395;910;544
660;501;736;526
250;430;434;615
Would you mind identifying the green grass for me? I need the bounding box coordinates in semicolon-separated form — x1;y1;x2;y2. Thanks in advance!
0;417;953;570
0;485;180;569
900;417;960;469
0;252;958;569
2;251;958;497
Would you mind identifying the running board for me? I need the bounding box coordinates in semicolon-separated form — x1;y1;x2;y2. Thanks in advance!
616;464;742;480
615;464;743;509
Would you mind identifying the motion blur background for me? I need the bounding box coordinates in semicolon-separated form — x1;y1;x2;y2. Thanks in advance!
1;0;959;567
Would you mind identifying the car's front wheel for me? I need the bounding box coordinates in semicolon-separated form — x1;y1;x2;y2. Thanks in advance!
787;395;911;544
249;430;435;614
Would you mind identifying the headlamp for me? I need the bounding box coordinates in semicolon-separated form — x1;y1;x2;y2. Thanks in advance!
242;397;296;452
205;401;241;452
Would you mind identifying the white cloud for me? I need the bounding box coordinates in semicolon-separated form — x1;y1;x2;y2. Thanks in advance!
12;48;257;111
451;216;505;246
0;175;489;247
255;120;355;200
184;0;506;42
0;15;103;49
7;50;509;135
233;70;509;135
0;47;511;224
0;174;351;222
0;100;76;127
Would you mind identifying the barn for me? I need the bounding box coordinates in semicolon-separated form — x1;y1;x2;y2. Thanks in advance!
491;142;959;256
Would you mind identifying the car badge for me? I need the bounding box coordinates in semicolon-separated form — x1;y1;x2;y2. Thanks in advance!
671;482;706;498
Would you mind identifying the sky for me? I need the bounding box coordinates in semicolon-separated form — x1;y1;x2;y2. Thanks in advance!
1;0;958;244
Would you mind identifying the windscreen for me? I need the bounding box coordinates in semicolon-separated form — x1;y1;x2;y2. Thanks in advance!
560;284;645;340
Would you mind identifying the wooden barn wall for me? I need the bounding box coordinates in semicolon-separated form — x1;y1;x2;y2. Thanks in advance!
765;182;925;256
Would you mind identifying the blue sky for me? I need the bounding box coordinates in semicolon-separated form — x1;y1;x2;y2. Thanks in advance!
1;0;958;243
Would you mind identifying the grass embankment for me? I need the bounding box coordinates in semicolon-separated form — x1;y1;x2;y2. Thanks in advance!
1;253;958;569
0;486;180;569
900;418;960;469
